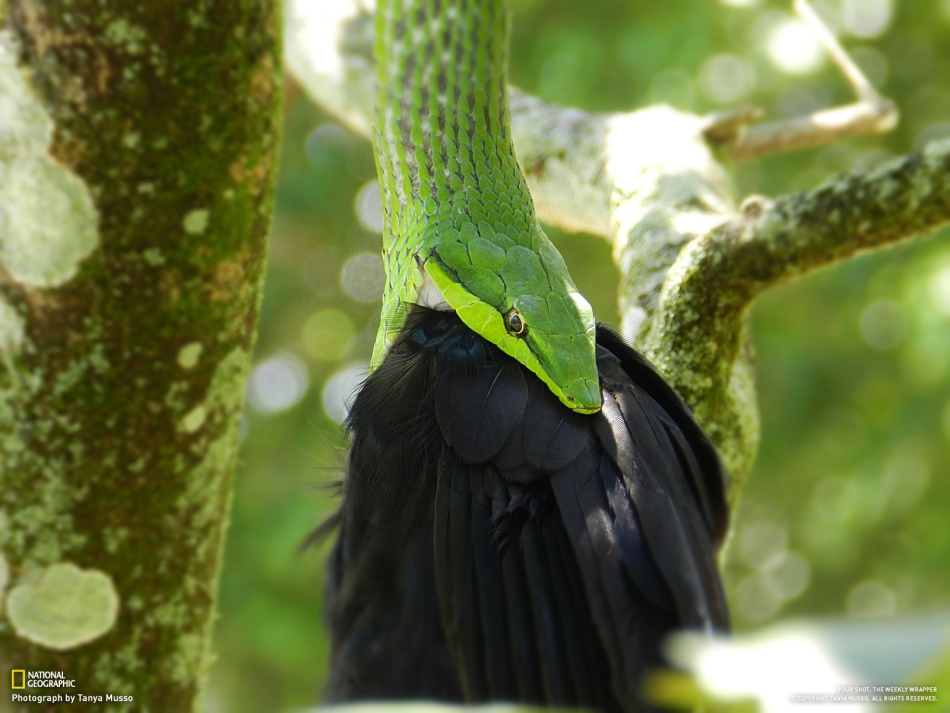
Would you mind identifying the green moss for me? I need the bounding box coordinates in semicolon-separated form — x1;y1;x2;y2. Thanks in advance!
0;549;9;606
104;18;147;54
102;527;129;554
175;347;248;535
143;247;165;266
165;380;190;411
54;357;90;396
3;445;89;566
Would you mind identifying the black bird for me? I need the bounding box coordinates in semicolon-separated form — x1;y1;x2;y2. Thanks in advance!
321;306;730;711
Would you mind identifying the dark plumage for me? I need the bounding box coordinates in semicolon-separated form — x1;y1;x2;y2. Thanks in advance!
321;306;730;711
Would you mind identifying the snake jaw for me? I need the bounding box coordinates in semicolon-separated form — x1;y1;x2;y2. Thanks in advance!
520;308;602;414
416;267;453;311
423;257;601;414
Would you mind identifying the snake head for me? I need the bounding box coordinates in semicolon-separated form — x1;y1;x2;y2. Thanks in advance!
424;228;601;414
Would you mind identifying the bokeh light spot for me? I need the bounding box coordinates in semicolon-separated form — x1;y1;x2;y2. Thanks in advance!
850;46;889;89
302;308;356;362
929;264;950;316
768;551;812;601
735;573;783;623
764;18;824;75
341;252;385;303
247;353;309;414
698;54;756;105
322;362;368;424
355;181;384;233
846;579;896;618
841;0;893;39
740;521;788;570
303;247;344;297
649;69;697;109
859;299;907;351
305;124;352;168
881;446;931;515
809;476;857;522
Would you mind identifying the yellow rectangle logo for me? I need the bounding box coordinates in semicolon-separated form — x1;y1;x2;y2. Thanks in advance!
11;670;26;689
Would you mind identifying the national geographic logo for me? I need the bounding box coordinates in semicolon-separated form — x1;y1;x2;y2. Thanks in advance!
10;669;76;688
10;668;135;705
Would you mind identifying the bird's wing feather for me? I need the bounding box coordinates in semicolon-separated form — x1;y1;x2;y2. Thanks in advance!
435;449;617;707
596;327;729;545
433;318;729;711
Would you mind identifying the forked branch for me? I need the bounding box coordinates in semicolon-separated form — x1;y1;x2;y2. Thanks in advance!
707;0;898;161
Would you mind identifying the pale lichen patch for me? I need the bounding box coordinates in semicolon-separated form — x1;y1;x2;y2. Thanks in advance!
0;154;99;287
0;298;25;354
139;598;204;685
0;550;9;607
0;32;99;287
0;32;99;288
0;33;53;156
183;209;210;235
180;405;207;433
143;247;165;266
6;562;119;650
177;342;203;370
176;347;249;536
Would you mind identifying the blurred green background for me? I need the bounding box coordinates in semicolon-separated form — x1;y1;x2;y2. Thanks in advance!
208;1;950;710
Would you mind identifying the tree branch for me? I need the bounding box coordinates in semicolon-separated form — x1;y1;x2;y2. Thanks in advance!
720;140;950;297
638;140;950;495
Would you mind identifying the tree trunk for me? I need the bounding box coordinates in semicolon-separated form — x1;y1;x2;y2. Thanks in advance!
0;1;281;710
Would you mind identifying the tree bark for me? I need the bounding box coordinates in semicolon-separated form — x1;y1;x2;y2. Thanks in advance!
0;1;281;710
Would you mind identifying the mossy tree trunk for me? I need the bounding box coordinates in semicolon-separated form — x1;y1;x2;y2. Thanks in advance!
0;1;281;710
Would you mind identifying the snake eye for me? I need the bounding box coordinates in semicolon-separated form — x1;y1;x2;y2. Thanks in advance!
504;308;526;336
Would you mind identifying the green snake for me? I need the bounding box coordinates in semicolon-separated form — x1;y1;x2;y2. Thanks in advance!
371;0;601;414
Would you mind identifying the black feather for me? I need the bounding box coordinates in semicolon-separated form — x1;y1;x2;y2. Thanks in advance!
321;306;729;710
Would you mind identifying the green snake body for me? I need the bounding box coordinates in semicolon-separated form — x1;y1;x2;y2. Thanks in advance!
372;0;601;414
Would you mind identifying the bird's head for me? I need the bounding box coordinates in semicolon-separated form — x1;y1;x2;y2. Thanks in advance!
422;225;601;414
